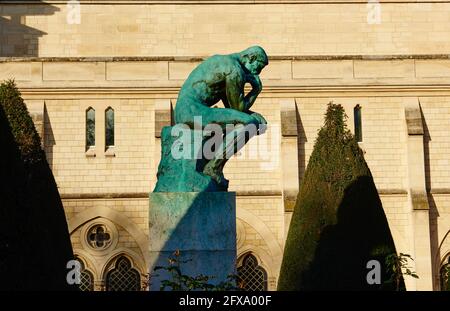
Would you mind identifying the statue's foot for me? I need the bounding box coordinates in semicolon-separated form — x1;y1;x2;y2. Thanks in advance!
216;174;229;191
251;112;267;125
249;113;267;135
203;164;229;190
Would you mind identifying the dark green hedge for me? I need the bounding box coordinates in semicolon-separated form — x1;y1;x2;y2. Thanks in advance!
0;80;43;164
0;80;75;290
278;103;401;290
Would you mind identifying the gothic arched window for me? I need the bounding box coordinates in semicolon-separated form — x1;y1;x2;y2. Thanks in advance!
75;257;94;292
105;256;141;291
105;107;114;148
354;104;362;142
440;257;450;291
237;254;268;291
86;107;95;148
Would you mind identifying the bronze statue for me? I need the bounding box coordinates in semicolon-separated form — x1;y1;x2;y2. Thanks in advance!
154;46;269;192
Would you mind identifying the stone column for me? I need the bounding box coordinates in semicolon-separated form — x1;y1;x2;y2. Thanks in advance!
153;99;172;189
25;100;45;147
280;98;299;242
94;279;105;291
404;98;433;290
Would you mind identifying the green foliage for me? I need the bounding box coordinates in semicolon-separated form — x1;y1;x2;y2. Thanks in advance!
384;253;418;291
0;80;43;164
278;102;399;290
443;265;450;291
152;250;240;291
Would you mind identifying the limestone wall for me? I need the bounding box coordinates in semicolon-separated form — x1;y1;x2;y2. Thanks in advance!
3;2;450;57
42;98;156;194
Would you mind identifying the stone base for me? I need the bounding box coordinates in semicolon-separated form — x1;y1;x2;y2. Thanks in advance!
149;192;236;291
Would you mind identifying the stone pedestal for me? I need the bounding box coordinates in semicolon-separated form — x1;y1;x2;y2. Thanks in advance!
149;192;236;290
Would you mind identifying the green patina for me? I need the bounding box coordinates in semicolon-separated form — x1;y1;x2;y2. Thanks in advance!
154;46;269;192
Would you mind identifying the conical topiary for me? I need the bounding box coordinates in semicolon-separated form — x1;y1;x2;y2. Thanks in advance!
278;102;400;290
0;80;75;290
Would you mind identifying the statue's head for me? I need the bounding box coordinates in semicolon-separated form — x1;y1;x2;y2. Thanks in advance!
239;46;268;75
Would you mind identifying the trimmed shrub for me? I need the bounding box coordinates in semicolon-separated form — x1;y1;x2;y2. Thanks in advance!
0;80;42;164
0;80;75;290
278;102;401;291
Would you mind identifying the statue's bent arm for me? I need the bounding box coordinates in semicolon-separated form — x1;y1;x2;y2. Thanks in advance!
243;74;262;111
225;72;247;112
243;87;259;112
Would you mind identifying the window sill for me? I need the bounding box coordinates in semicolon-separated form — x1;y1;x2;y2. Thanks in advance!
86;147;96;157
105;147;115;157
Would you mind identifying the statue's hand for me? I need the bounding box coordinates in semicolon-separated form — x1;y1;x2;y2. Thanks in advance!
247;74;262;94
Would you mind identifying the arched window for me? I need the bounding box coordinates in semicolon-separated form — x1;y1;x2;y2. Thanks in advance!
75;257;94;291
86;107;95;148
354;104;362;142
105;256;141;291
105;107;114;148
440;257;450;291
237;254;268;291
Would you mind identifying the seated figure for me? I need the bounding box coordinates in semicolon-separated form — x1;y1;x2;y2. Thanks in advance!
154;46;268;192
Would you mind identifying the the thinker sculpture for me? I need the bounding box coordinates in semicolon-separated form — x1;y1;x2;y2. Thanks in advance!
154;46;268;192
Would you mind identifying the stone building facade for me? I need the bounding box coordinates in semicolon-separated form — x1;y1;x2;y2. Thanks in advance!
1;0;449;291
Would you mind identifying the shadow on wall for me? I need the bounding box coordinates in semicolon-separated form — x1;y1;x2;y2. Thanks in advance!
421;104;441;290
44;103;55;168
296;105;307;185
0;2;59;57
